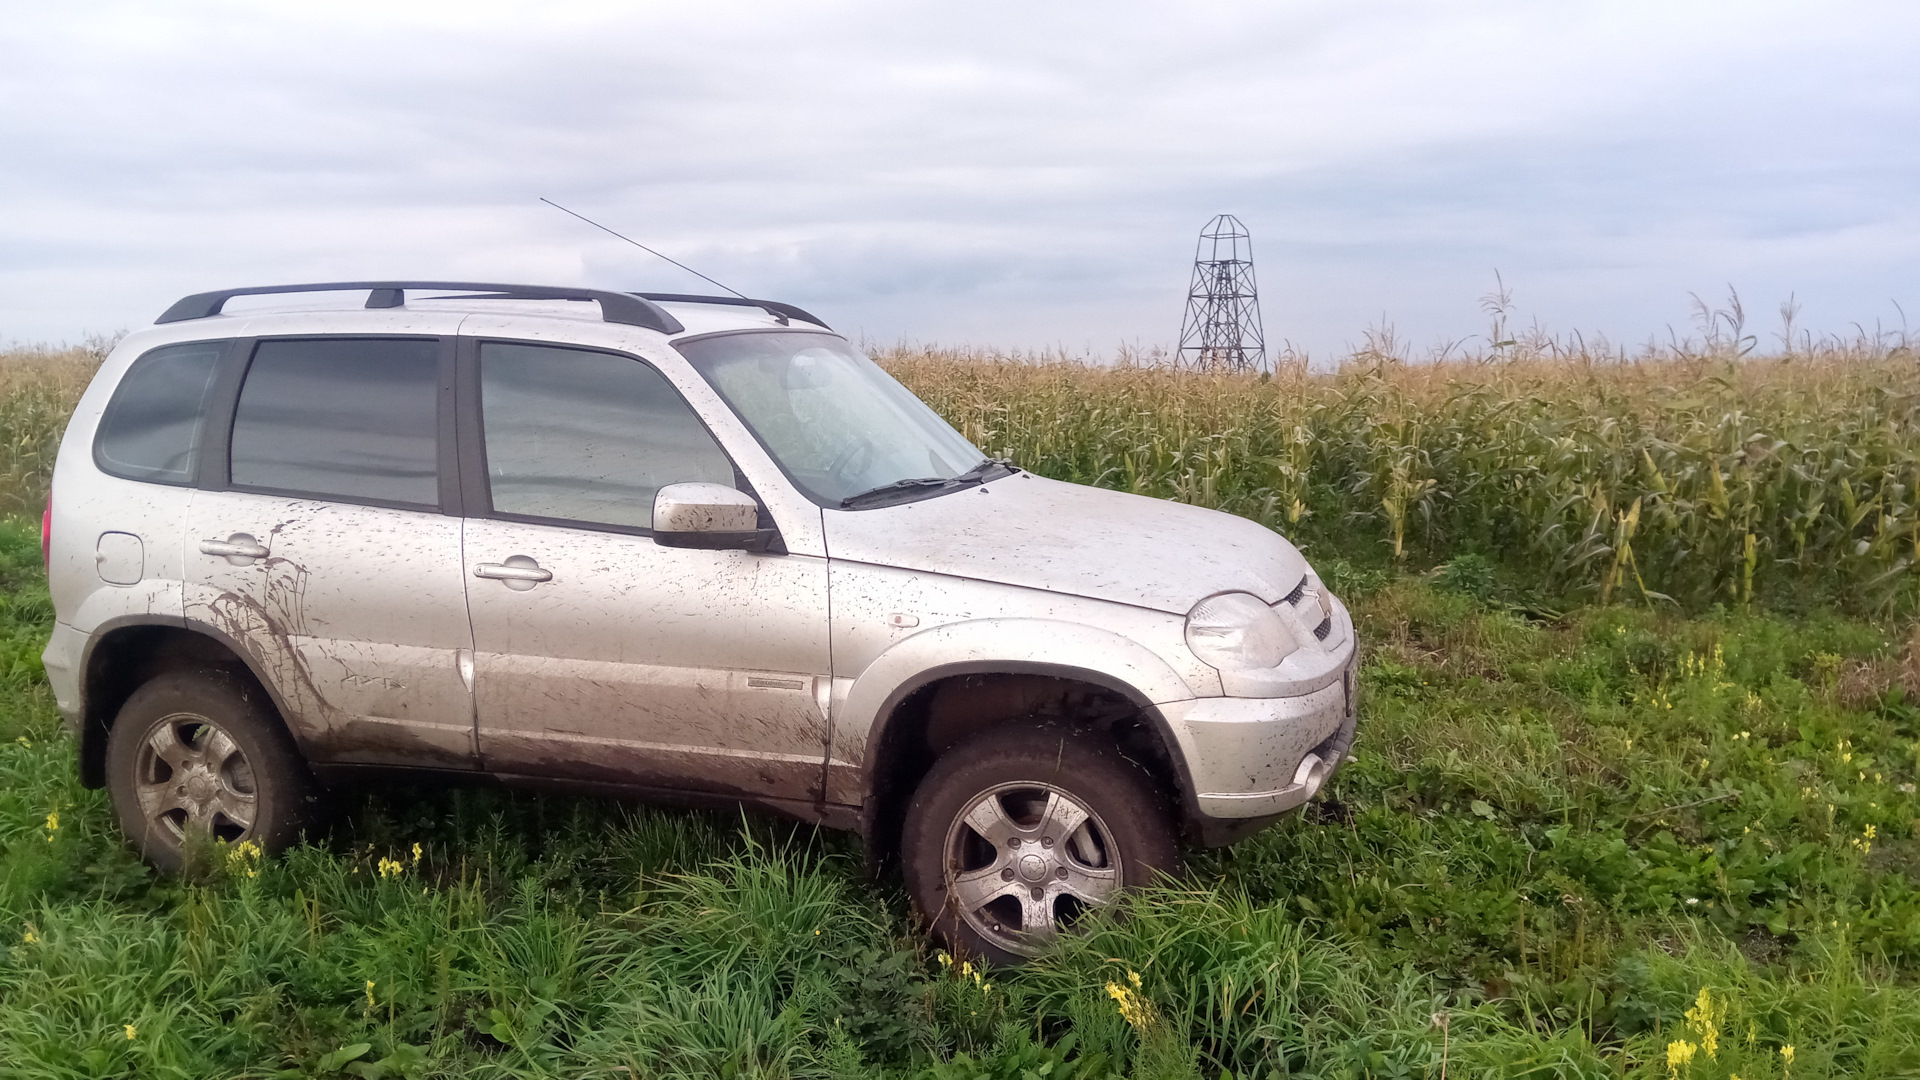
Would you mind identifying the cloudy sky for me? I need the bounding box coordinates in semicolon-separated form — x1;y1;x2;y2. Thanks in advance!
3;0;1916;360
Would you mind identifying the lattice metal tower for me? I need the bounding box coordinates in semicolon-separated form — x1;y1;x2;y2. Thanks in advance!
1176;214;1266;372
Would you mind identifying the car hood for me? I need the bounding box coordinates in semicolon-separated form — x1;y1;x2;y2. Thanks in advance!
820;472;1310;614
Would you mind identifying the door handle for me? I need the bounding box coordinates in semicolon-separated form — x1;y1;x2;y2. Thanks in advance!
473;556;552;590
199;535;269;561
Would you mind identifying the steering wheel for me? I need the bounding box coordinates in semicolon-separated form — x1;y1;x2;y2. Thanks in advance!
826;436;875;485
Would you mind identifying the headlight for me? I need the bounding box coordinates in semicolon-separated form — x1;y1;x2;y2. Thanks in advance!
1185;591;1298;670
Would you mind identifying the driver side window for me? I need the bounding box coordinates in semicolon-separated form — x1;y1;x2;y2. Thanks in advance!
477;342;736;530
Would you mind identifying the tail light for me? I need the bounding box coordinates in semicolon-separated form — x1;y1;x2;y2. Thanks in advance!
41;490;51;569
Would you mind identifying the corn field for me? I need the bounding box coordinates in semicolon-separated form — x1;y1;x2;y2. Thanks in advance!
2;334;1918;612
0;345;97;520
884;340;1920;614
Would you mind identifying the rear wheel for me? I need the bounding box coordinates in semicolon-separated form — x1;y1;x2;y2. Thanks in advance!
902;725;1180;964
105;667;316;874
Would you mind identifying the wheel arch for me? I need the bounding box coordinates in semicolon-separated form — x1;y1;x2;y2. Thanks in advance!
848;619;1203;868
78;616;302;788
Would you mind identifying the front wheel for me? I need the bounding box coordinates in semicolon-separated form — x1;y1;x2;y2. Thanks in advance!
105;667;316;874
902;725;1180;964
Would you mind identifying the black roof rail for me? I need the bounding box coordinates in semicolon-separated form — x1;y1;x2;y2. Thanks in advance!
635;293;830;330
155;281;685;335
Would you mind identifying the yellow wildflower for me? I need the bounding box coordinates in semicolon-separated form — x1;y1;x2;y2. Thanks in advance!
1781;1045;1795;1075
411;842;423;865
1105;972;1158;1034
21;926;37;944
1666;1038;1697;1077
124;1024;136;1040
1853;823;1877;855
43;810;58;841
226;840;262;879
1685;987;1724;1060
365;980;376;1009
377;857;404;879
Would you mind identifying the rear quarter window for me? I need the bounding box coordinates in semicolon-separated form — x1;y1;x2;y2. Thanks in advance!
93;340;227;485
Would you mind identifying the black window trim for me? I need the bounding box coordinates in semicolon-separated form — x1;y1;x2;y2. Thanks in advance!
455;334;776;542
205;334;461;516
91;336;240;488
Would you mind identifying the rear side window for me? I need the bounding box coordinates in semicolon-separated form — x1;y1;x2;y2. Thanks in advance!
229;338;440;507
93;341;225;484
479;342;735;529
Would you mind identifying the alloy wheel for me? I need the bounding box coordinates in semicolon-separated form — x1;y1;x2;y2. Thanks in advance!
130;712;259;843
941;781;1121;957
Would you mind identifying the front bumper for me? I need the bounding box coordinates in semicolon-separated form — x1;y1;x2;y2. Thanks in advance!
1158;651;1358;834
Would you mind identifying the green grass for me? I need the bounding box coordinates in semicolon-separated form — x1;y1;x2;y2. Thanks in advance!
2;510;1917;1078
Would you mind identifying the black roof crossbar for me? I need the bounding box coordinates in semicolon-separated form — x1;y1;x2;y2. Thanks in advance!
636;293;830;330
155;281;686;335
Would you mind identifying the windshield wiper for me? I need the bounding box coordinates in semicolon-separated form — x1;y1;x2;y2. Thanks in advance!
840;476;958;509
839;458;1016;509
952;457;1015;484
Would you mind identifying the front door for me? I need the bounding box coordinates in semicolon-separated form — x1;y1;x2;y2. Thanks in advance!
460;340;832;808
182;335;477;769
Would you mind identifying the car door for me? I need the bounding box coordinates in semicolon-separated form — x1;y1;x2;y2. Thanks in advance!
459;339;833;809
181;335;478;769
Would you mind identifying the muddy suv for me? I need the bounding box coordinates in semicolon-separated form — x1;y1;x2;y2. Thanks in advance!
42;281;1357;960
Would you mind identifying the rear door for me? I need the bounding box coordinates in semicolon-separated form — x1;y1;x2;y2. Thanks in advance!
182;335;477;769
458;339;833;809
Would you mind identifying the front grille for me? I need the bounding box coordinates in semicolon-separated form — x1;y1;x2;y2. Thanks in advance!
1313;615;1333;641
1281;575;1308;605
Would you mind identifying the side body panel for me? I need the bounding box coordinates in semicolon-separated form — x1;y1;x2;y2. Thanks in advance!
182;493;477;767
823;559;1213;805
462;517;833;803
43;473;195;723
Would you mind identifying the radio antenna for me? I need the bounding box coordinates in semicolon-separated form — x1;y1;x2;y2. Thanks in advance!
539;197;748;299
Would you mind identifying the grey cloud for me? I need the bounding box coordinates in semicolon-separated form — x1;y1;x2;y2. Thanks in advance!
1;0;1916;358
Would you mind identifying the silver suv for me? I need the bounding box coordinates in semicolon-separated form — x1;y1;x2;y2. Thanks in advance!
42;281;1357;961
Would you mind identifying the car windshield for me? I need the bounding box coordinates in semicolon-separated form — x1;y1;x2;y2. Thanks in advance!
677;332;990;507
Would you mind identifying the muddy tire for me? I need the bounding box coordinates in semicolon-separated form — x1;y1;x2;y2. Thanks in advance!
902;724;1180;965
105;667;317;874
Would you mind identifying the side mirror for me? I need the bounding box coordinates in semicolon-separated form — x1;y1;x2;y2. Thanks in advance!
652;483;780;552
